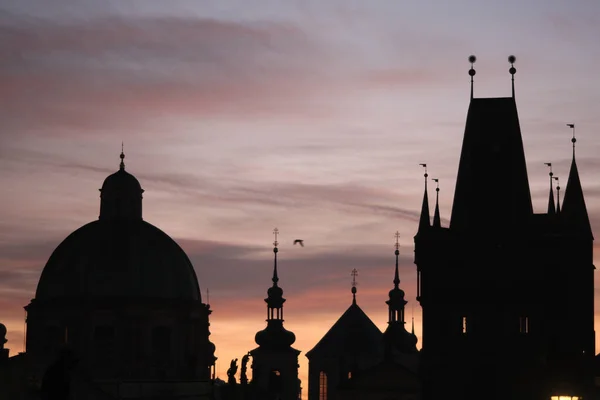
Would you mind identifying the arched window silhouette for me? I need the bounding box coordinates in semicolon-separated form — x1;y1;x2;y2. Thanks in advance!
152;326;171;360
44;325;63;352
319;371;327;400
94;325;115;359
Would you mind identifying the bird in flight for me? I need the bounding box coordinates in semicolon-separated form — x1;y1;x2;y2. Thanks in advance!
293;240;304;247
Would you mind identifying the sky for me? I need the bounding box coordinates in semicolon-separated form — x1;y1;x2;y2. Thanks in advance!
1;0;600;397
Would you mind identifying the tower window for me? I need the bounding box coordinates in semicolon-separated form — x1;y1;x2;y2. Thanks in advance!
319;371;328;400
462;316;467;333
519;316;529;334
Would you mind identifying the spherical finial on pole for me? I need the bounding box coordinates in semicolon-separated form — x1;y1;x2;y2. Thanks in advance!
468;55;476;99
508;55;517;97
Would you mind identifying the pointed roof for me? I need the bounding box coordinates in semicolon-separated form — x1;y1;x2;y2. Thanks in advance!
432;182;441;228
450;97;533;233
547;185;556;215
562;155;593;238
417;172;430;233
305;302;383;360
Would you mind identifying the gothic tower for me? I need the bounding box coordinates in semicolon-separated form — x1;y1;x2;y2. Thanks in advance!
249;228;301;400
414;57;594;400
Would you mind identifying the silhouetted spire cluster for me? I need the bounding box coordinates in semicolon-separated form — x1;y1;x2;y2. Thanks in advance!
416;165;445;234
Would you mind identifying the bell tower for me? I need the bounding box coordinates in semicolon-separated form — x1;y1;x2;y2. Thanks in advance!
249;228;301;400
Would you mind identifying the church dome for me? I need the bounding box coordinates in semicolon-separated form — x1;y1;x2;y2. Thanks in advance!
101;168;143;196
36;219;201;300
34;152;201;301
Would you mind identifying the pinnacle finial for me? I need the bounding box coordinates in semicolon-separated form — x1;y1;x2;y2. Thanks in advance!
272;227;279;284
273;227;279;249
554;176;561;214
419;163;428;178
393;232;400;287
351;268;358;304
468;55;476;100
567;124;576;158
508;55;517;98
432;178;439;192
119;142;125;170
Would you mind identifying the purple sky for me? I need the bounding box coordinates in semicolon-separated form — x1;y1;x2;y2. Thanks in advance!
1;1;600;396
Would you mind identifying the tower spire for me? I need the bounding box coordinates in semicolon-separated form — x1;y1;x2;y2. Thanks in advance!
468;55;476;100
272;227;279;285
432;178;441;228
544;163;556;215
418;164;430;232
119;142;125;171
394;231;400;288
554;177;561;214
351;268;358;305
386;232;408;324
562;124;593;238
508;55;516;98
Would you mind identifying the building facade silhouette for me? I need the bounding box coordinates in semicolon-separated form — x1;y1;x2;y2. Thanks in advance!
305;279;384;400
415;57;595;400
23;151;216;399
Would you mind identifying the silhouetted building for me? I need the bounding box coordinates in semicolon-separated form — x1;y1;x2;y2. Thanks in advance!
335;235;421;400
306;270;384;400
249;229;301;400
22;151;216;399
415;57;595;400
383;233;419;370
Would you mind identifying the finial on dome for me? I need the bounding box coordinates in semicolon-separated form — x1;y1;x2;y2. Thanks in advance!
393;231;400;287
351;268;358;305
468;55;476;100
567;124;576;158
272;227;279;284
508;55;517;98
119;142;125;171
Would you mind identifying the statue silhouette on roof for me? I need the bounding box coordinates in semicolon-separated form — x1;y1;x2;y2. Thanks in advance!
241;353;250;385
227;358;238;385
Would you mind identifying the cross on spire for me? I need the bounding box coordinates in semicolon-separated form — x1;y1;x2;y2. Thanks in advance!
273;227;279;248
394;231;400;251
351;268;358;305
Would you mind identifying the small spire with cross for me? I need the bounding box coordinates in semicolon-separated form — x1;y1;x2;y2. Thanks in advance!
273;227;279;248
393;231;400;288
351;268;358;305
